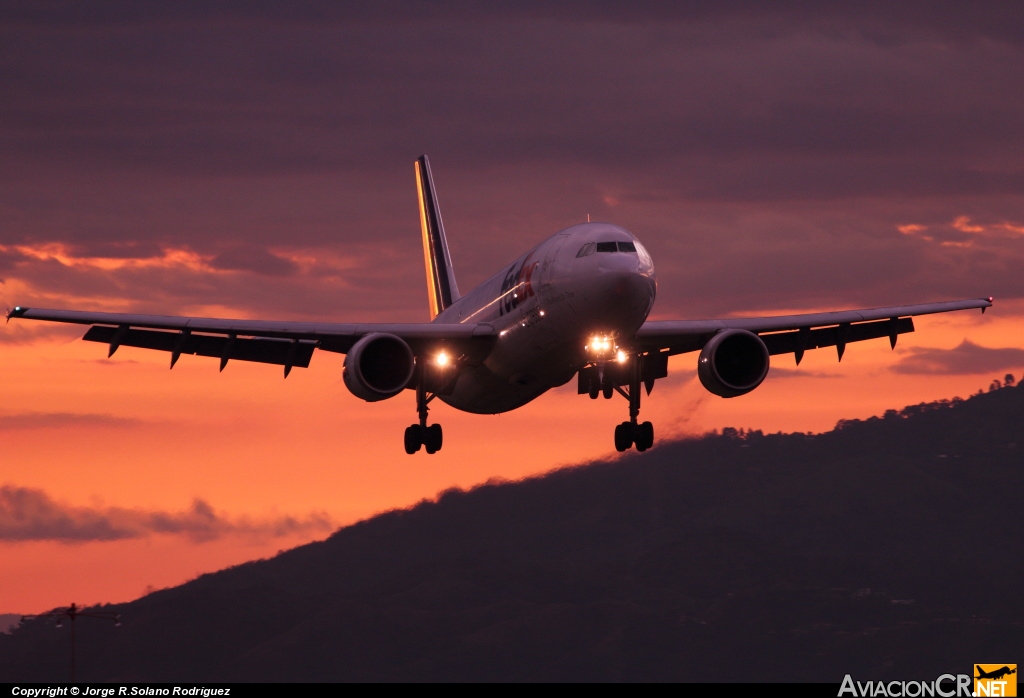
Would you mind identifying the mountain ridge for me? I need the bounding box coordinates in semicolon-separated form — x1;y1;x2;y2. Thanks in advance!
3;379;1021;681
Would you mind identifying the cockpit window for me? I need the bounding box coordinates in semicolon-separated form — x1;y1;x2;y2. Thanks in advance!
635;241;652;267
579;240;640;257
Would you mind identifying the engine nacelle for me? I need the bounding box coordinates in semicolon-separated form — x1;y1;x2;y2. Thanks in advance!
697;329;770;398
343;333;415;402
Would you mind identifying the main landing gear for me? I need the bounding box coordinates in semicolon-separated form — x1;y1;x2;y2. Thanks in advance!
405;375;443;454
584;354;656;453
615;419;654;453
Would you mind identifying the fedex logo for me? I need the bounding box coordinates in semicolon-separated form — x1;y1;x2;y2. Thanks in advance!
499;253;539;315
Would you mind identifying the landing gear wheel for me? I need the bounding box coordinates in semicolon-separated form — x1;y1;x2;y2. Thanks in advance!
602;372;615;399
605;354;656;453
404;425;423;454
614;422;633;452
588;376;600;400
635;421;654;451
424;423;443;454
409;369;444;454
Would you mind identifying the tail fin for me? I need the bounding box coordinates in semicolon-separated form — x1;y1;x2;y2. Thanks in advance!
415;155;460;319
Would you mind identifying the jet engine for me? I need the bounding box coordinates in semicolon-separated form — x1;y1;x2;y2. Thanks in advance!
697;329;770;398
343;333;416;402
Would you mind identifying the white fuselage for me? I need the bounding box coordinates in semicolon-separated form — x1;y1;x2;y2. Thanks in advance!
433;223;657;414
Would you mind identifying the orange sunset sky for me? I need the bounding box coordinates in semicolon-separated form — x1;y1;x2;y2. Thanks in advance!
2;4;1024;614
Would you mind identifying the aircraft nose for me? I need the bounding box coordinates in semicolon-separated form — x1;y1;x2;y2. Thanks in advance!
595;267;656;329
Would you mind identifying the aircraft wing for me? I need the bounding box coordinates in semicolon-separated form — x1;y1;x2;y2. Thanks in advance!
5;306;496;375
632;297;993;362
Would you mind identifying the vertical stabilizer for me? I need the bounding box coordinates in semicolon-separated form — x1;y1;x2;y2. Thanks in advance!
415;155;460;319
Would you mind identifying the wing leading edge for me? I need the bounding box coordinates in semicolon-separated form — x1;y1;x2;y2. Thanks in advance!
632;297;993;363
6;306;496;375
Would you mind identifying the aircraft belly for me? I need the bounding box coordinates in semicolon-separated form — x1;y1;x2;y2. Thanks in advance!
438;367;544;414
441;340;580;414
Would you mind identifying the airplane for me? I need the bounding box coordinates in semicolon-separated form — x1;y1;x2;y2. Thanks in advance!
6;155;993;454
976;666;1016;681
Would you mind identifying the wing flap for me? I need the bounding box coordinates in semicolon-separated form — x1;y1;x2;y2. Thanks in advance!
10;306;495;368
634;298;991;356
759;317;914;359
83;325;316;368
11;308;493;348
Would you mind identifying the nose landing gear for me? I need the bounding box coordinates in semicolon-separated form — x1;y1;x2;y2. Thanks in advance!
613;357;654;452
585;364;618;400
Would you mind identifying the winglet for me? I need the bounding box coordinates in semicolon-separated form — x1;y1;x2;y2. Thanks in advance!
415;155;461;319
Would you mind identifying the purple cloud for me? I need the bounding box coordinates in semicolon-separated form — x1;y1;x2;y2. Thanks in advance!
0;412;142;430
892;340;1024;375
0;2;1021;324
209;247;299;276
0;485;336;544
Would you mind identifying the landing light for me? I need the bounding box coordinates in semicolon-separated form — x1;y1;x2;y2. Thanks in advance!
587;335;614;355
436;351;450;367
616;350;627;363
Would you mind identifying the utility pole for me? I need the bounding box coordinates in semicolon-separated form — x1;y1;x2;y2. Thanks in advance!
21;602;121;682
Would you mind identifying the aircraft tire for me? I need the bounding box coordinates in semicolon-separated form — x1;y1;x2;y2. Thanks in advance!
404;425;422;454
637;421;654;451
614;422;632;452
425;424;443;454
602;370;615;399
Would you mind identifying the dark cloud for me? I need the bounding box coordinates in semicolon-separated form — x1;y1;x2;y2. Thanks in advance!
0;248;32;274
0;485;335;543
0;2;1022;320
767;366;842;379
0;323;81;346
68;240;166;260
892;339;1024;375
4;2;1023;42
3;5;1022;183
645;207;1023;317
0;412;142;430
2;240;425;322
209;246;298;276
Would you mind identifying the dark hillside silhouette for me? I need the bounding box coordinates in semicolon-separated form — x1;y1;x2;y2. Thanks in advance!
3;380;1022;681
